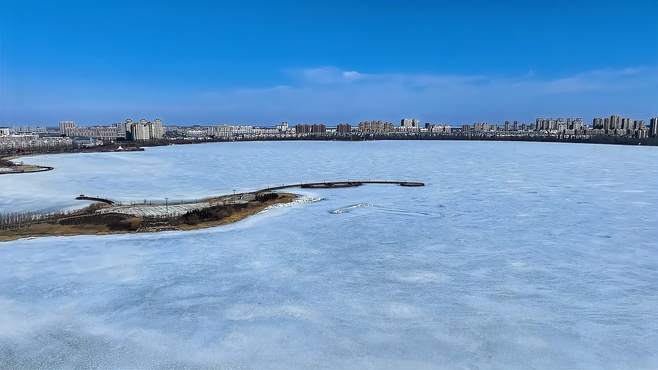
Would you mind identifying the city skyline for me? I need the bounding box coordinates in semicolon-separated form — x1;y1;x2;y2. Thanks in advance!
3;114;656;156
2;0;657;124
3;113;658;128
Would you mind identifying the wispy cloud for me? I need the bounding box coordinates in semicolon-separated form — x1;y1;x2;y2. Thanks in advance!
193;66;658;123
3;66;657;124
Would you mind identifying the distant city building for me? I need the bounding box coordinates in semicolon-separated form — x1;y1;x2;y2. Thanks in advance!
336;124;352;134
9;112;652;148
592;115;649;138
125;118;164;141
59;120;126;140
400;118;420;131
12;126;47;134
425;123;452;134
59;121;76;136
358;120;394;133
473;123;497;132
649;117;658;137
0;134;72;151
535;117;583;132
610;114;621;130
592;117;603;129
72;137;103;147
295;124;326;135
209;125;255;138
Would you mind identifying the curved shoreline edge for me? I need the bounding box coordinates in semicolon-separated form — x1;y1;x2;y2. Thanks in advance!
0;165;54;175
0;180;425;243
0;156;54;175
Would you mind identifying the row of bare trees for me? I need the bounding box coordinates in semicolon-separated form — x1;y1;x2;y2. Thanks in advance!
0;209;77;231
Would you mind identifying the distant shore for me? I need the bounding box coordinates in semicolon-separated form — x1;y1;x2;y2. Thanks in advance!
147;133;658;147
1;135;656;176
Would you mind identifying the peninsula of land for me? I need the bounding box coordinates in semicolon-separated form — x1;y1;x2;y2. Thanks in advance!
0;181;424;242
0;157;53;175
0;191;296;242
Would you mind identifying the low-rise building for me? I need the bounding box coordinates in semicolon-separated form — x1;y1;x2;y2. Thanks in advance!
59;121;126;140
0;135;72;151
427;124;452;134
13;126;47;134
72;137;103;147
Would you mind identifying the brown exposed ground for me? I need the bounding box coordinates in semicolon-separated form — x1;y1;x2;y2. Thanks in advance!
0;192;296;242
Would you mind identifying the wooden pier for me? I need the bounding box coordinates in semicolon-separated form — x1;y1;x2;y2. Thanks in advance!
74;180;425;206
260;180;425;191
75;195;115;205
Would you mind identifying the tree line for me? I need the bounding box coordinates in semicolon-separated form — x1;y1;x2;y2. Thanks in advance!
0;210;76;230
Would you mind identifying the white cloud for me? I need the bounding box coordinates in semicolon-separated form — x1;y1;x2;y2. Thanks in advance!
290;66;365;84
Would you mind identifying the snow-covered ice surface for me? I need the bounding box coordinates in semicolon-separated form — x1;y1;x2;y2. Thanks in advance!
1;141;657;369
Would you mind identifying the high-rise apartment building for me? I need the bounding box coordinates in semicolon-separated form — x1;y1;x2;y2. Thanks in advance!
650;117;658;137
59;121;76;136
400;118;420;130
358;120;395;132
592;117;603;129
336;124;352;134
536;117;583;131
294;124;326;135
125;118;164;141
610;114;621;130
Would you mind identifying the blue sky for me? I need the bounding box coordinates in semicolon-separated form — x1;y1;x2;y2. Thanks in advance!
1;0;657;125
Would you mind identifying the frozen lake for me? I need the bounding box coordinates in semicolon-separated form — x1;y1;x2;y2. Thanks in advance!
1;141;657;369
